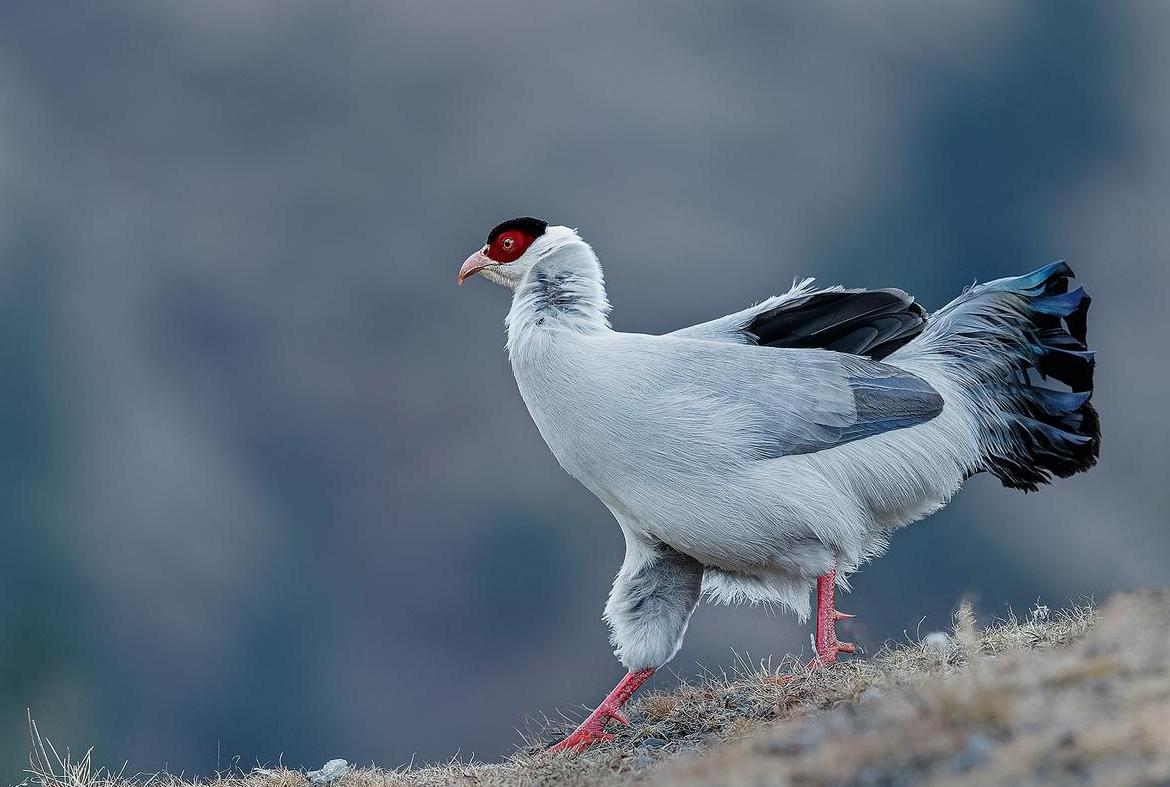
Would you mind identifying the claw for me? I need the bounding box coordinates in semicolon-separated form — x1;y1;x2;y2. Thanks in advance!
833;610;855;621
610;709;630;727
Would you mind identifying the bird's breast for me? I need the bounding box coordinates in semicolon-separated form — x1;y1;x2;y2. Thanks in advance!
510;345;634;496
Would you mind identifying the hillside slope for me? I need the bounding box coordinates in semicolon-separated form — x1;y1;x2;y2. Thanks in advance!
26;592;1170;787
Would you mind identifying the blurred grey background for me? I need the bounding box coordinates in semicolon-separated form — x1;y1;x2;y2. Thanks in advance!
2;0;1168;779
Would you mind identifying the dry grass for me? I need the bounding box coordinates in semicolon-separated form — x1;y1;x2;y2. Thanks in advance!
23;592;1170;787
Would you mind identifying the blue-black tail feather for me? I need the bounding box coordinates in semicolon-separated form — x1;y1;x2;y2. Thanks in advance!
927;261;1100;491
983;262;1097;490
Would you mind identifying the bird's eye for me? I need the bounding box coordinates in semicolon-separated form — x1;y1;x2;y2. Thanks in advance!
487;230;532;263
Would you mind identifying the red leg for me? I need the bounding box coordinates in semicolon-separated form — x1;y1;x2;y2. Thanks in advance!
547;668;654;754
803;566;856;669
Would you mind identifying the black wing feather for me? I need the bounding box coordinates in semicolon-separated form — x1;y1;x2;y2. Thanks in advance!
744;288;926;360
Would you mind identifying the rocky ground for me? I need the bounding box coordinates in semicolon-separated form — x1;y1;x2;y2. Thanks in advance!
24;591;1170;787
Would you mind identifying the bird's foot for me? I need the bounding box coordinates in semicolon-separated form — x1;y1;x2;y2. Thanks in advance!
546;668;653;755
767;605;857;684
804;631;857;670
805;606;857;669
768;640;857;684
546;701;629;753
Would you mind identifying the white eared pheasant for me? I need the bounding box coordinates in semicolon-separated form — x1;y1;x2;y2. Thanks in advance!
457;217;1099;753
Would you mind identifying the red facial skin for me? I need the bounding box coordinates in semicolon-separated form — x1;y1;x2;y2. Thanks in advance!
486;229;536;263
458;229;539;284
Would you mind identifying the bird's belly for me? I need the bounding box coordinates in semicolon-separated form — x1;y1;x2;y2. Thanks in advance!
594;457;873;574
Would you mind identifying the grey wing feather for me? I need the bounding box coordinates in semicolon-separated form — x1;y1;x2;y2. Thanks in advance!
834;356;945;447
749;354;943;458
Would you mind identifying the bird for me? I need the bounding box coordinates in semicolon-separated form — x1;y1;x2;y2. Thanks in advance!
457;217;1099;753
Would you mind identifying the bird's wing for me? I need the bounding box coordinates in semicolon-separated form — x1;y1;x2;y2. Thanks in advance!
668;279;928;361
754;352;945;457
602;335;944;458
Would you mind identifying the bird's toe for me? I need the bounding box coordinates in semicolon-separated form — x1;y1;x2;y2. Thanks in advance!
547;727;614;755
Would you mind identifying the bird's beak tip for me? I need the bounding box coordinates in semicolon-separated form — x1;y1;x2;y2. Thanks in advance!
458;248;492;287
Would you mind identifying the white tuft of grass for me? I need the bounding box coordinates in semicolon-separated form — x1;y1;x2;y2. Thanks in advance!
922;631;951;661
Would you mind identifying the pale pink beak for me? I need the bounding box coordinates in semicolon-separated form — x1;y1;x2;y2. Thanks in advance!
458;247;495;285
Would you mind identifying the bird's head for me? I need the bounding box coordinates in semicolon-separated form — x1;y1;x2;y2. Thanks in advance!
458;217;591;289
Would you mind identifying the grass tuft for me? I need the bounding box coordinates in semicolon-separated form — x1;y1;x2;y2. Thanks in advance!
28;594;1170;787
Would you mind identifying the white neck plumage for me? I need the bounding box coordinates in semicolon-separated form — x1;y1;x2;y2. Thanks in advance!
505;241;611;358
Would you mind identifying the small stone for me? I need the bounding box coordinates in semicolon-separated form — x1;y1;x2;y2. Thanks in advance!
307;759;351;784
641;737;667;749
